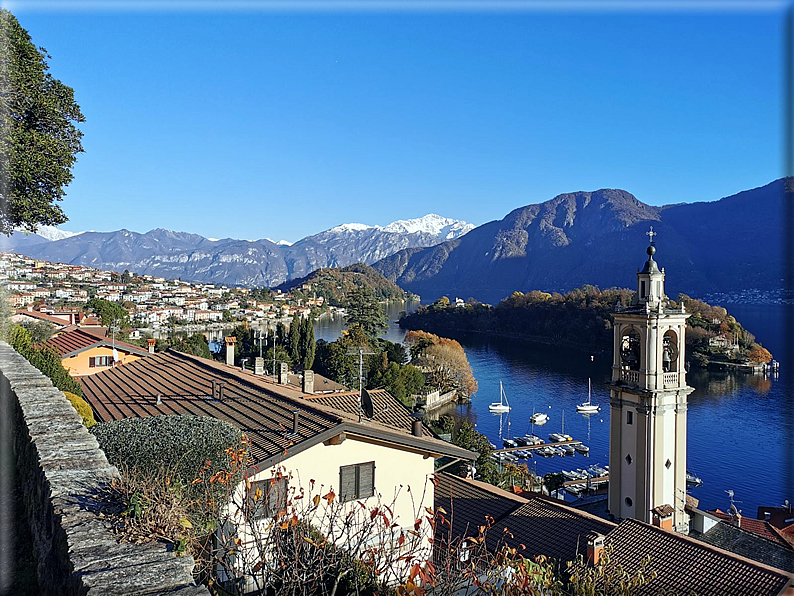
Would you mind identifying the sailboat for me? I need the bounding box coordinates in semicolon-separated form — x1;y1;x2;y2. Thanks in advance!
489;381;511;413
577;378;600;413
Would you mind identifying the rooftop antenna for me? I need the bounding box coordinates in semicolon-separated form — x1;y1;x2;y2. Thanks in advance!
726;490;742;519
155;393;162;406
347;346;375;422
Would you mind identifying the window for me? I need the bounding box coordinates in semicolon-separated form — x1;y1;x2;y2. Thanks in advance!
247;477;288;520
627;410;633;425
89;356;113;368
625;497;633;507
640;280;646;298
340;462;375;502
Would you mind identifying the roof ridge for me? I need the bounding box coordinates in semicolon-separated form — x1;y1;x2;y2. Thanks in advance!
618;518;794;579
164;349;345;423
526;493;618;527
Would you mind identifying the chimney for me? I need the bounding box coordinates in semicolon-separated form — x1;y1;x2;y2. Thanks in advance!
764;511;771;521
147;338;156;354
292;410;300;435
254;357;264;376
279;362;289;385
736;512;742;528
302;370;314;394
225;336;236;366
586;533;604;566
412;419;423;437
217;382;225;401
211;379;217;399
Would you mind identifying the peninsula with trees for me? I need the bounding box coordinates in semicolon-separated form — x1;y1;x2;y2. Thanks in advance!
399;286;774;369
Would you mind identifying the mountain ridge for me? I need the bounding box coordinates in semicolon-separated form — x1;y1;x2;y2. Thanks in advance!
372;179;788;304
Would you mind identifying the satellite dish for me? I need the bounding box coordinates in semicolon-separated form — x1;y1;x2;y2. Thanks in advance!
361;387;375;419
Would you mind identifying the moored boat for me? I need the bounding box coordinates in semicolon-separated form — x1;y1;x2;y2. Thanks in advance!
489;381;511;413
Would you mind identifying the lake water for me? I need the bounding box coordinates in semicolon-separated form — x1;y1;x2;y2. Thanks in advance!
315;301;793;514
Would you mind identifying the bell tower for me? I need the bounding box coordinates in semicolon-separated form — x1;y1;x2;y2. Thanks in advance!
607;227;694;533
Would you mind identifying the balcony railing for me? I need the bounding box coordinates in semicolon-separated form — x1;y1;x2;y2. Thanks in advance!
620;370;640;385
663;372;679;387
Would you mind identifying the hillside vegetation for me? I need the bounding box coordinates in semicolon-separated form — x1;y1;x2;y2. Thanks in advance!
278;263;414;306
400;287;773;367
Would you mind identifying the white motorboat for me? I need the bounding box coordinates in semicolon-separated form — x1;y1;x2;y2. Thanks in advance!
530;411;548;425
560;444;576;456
574;443;590;455
503;438;518;449
577;378;600;413
489;381;511;413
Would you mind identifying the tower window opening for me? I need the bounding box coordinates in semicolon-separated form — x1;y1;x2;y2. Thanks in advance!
665;459;672;469
627;411;633;425
640;280;646;298
620;330;641;371
625;497;633;507
662;331;679;373
625;454;632;465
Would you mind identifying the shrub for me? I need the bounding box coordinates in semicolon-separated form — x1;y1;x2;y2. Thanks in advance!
90;415;244;506
64;391;96;427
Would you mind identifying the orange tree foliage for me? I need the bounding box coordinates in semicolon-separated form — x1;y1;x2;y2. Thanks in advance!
405;330;478;397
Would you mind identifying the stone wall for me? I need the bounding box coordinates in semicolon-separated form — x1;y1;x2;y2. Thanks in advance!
0;341;210;595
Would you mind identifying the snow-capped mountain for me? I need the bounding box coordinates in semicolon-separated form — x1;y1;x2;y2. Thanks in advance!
5;214;473;287
29;225;81;241
325;214;474;239
382;214;475;239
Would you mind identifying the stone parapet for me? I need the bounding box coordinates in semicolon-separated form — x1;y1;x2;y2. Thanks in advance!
0;341;210;595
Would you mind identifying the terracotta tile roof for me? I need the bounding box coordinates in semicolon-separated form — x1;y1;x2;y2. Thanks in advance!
607;518;793;596
652;504;675;517
697;519;794;574
13;309;68;326
44;328;149;358
709;510;793;548
80;351;476;468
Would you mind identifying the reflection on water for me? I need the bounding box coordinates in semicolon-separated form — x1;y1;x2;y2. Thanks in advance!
166;301;793;512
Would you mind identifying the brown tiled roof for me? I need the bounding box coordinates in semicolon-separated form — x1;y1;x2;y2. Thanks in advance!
652;504;675;517
13;309;68;326
434;472;528;541
433;473;616;566
304;389;434;438
44;328;148;358
709;510;793;548
607;518;793;596
80;351;475;468
488;495;617;565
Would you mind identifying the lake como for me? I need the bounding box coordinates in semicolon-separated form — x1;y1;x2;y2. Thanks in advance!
315;301;793;514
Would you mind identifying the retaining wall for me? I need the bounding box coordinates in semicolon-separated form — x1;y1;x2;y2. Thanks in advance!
0;341;210;595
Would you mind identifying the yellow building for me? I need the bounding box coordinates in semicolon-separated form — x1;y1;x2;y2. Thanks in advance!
44;328;150;377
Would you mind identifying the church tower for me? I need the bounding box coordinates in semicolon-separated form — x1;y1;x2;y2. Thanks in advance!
607;227;693;533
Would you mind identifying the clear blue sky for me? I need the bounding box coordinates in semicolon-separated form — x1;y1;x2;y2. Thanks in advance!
9;2;787;242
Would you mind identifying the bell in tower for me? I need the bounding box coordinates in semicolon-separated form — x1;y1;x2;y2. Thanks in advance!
607;227;694;533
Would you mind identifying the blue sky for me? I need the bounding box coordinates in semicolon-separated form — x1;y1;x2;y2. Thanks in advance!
9;2;787;242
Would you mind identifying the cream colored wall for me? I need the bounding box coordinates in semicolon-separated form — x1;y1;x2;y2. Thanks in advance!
255;434;436;527
219;434;438;589
62;346;143;377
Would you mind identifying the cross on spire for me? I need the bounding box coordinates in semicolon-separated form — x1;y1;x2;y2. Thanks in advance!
646;226;657;244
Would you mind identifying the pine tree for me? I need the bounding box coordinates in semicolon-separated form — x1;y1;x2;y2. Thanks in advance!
0;9;85;234
300;317;316;370
288;313;302;366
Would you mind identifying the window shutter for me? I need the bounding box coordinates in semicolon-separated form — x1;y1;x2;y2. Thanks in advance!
358;462;375;498
89;357;95;368
340;465;357;501
267;478;287;517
